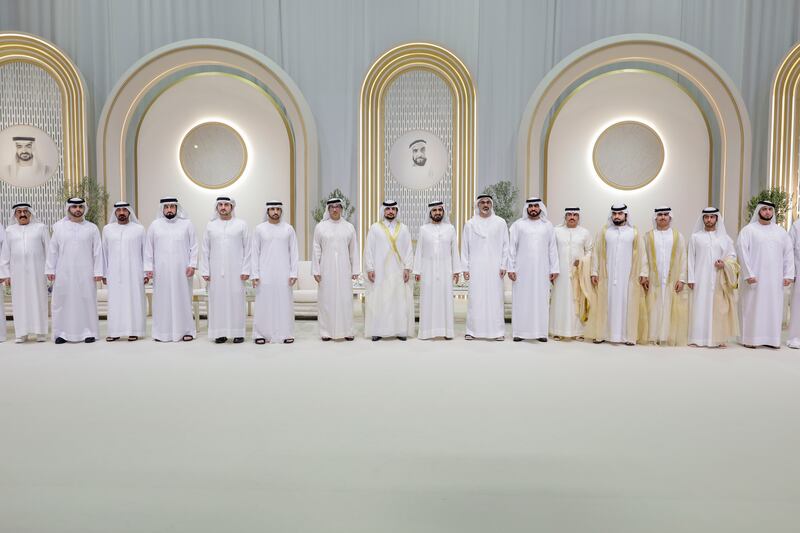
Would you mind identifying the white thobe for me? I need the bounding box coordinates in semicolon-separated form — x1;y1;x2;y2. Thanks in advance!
687;230;736;346
102;222;146;337
364;220;414;338
737;223;794;347
592;226;644;343
251;221;298;343
649;229;686;341
413;222;461;339
145;218;198;341
45;220;103;341
0;222;49;338
462;215;509;338
312;219;358;339
787;221;800;346
549;225;592;337
200;218;250;339
508;218;559;339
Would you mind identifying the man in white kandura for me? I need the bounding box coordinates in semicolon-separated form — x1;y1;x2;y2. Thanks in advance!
364;200;414;341
687;207;738;348
102;201;146;342
45;197;103;344
145;197;198;342
200;196;250;344
786;214;800;348
312;198;359;341
736;200;793;349
0;203;50;342
586;204;649;345
549;207;592;340
644;207;688;346
251;201;298;344
413;201;461;340
461;194;509;341
507;197;559;342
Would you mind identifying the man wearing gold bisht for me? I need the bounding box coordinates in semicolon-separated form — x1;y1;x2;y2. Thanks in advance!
643;206;688;346
585;204;649;345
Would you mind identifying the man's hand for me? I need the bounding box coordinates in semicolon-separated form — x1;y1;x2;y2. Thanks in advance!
640;276;649;291
145;271;153;281
47;274;55;282
463;272;470;281
688;282;694;289
314;274;321;283
573;259;580;267
500;269;506;278
675;281;685;293
591;275;598;286
367;271;375;283
784;278;793;287
507;272;517;282
241;274;249;281
550;273;559;283
186;267;195;278
101;277;107;285
746;277;757;285
415;274;421;282
452;273;459;284
94;276;103;282
714;259;724;270
403;269;410;283
289;277;297;286
202;275;210;282
252;279;260;288
352;274;358;281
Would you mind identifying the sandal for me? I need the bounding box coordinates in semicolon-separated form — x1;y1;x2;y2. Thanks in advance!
128;336;138;341
283;338;294;344
255;338;266;345
106;336;119;342
465;334;474;340
182;335;194;342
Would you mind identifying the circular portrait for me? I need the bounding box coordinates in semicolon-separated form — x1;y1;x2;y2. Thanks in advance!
389;130;447;190
0;125;59;188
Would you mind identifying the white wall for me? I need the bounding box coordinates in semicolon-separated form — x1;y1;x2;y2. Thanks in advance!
136;74;290;237
547;70;708;237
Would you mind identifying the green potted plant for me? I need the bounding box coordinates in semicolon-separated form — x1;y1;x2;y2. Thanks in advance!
481;180;519;226
745;188;790;225
61;176;110;227
312;188;355;223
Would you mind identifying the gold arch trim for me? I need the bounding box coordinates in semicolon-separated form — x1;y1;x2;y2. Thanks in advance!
359;42;476;252
768;41;800;225
0;32;87;188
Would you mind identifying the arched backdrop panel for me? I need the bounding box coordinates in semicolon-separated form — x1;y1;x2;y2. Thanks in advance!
97;39;318;256
518;34;752;235
0;32;88;227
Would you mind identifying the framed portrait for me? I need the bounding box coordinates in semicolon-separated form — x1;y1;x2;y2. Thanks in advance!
388;130;447;191
0;125;59;188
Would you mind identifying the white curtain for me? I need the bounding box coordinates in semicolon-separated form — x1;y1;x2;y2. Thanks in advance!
4;0;800;219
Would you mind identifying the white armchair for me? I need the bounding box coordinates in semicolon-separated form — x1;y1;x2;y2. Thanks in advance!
293;260;318;317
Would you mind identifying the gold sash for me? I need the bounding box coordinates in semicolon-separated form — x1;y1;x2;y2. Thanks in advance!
378;221;403;265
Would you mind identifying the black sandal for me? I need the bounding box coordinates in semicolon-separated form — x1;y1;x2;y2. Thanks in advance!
128;336;138;341
255;338;266;345
283;338;294;344
106;336;119;342
182;335;194;342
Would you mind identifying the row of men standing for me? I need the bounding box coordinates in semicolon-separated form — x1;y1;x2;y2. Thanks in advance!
0;196;298;344
322;195;799;349
2;193;797;348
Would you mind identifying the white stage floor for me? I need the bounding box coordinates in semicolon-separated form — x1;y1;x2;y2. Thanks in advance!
1;318;799;532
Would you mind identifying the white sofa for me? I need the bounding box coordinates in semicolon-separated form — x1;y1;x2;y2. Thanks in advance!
293;260;319;317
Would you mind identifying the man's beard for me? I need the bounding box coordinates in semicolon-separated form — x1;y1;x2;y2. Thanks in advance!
116;216;128;223
759;213;773;221
612;218;625;226
164;212;176;220
528;209;540;219
17;152;32;162
385;212;396;220
705;222;716;229
269;213;281;220
431;214;443;222
413;156;427;166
